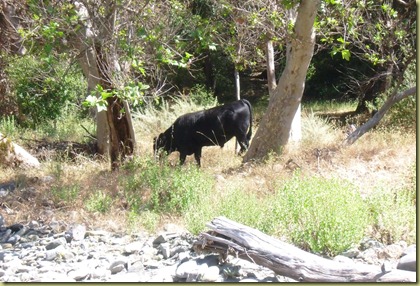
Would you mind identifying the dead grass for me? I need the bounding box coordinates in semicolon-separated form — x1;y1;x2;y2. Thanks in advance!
0;102;416;236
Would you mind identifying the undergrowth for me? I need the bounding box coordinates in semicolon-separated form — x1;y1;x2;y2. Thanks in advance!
0;95;416;258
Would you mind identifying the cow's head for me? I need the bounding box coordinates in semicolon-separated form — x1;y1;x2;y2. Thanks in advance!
153;133;171;159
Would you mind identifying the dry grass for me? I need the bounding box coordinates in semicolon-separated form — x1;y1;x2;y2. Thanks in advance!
0;101;416;236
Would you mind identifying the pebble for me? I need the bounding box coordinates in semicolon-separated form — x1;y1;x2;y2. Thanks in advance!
0;219;416;282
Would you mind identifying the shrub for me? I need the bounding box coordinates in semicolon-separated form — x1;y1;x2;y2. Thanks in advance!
85;190;112;213
366;187;416;245
122;157;214;214
51;184;80;205
272;174;369;256
6;55;86;127
184;187;274;236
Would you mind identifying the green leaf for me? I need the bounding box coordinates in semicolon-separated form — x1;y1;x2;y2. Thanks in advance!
341;49;351;61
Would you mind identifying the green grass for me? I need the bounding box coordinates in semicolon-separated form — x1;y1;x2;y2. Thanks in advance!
303;100;357;114
1;94;415;258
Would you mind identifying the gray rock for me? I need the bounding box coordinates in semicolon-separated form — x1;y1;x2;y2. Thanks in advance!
44;245;65;261
153;233;179;245
6;234;20;244
402;244;416;257
341;247;360;258
45;237;67;250
67;268;90;281
109;260;127;274
200;265;220;282
158;242;171;259
1;229;12;243
385;243;404;259
123;241;144;255
68;224;86;241
397;252;416;272
0;214;5;227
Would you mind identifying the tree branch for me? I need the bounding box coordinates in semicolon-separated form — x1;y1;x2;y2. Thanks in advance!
343;86;416;145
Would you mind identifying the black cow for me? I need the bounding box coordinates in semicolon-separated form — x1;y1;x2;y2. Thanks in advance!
153;99;252;166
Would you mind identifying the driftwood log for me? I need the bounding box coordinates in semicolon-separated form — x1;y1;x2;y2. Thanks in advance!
192;217;416;282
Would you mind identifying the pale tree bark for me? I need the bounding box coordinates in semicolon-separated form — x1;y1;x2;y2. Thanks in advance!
343;86;416;145
72;1;136;169
72;2;109;156
244;0;319;162
265;39;277;94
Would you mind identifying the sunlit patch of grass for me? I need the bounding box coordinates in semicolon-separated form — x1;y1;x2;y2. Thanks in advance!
303;100;357;114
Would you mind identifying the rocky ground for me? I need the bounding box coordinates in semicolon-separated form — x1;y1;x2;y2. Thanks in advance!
0;215;416;282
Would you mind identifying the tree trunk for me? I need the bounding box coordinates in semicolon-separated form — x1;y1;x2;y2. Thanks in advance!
193;217;416;282
344;86;415;145
72;1;135;169
95;45;135;170
72;2;109;156
265;39;277;95
244;0;319;162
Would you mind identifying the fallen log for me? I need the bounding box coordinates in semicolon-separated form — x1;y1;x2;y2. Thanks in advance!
192;216;416;282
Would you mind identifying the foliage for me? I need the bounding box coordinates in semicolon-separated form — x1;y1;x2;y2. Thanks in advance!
5;55;86;128
188;84;218;106
0;116;18;138
366;184;416;245
85;190;113;213
51;184;80;205
121;157;214;214
272;174;369;256
184;172;371;257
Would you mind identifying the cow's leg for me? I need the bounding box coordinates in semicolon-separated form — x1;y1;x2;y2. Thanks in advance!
236;134;249;154
194;148;202;167
180;153;187;165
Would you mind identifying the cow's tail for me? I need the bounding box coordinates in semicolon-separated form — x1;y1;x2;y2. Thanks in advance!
242;99;253;141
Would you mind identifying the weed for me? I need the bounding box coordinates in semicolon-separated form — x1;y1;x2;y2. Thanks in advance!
127;209;160;233
51;184;80;205
121;156;214;214
272;174;369;256
85;190;112;213
0;116;18;138
366;187;416;245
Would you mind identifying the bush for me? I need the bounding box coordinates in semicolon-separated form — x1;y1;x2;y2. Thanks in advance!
122;157;214;214
272;174;369;256
366;187;416;245
85;190;113;213
6;55;86;127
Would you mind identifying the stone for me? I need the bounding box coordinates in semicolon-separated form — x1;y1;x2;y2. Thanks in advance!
153;233;179;245
68;224;86;241
44;245;65;261
1;229;12;243
0;214;5;227
341;247;360;258
158;242;171;259
200;265;220;282
68;268;90;281
109;260;127;274
6;234;20;245
45;238;67;250
401;244;416;257
385;243;404;259
123;241;144;255
397;252;416;272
